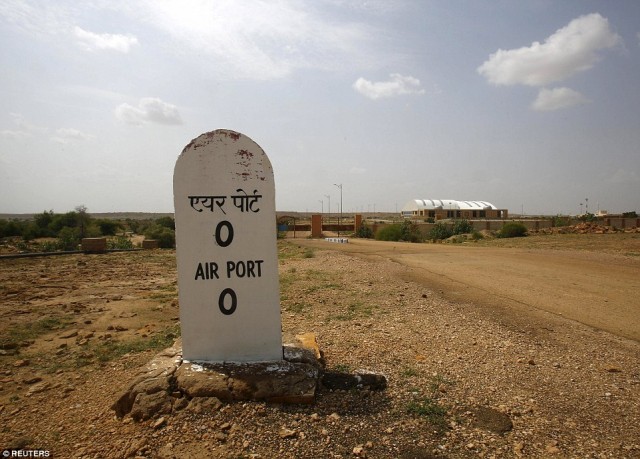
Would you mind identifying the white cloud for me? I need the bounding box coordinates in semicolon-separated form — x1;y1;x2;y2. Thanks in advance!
353;73;425;100
478;13;621;86
135;0;374;80
1;1;381;80
1;116;93;144
74;26;138;53
51;128;94;144
531;87;590;111
1;3;137;52
115;98;182;125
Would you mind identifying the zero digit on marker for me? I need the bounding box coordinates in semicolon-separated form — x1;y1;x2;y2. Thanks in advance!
218;288;237;315
215;220;234;247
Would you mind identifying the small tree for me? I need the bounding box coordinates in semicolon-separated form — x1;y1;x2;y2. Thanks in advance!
400;219;423;242
50;211;78;233
96;219;121;236
125;218;140;234
355;223;374;239
155;216;175;230
429;222;453;240
75;205;90;239
452;219;474;235
144;224;175;248
58;227;80;250
34;210;56;237
21;222;40;241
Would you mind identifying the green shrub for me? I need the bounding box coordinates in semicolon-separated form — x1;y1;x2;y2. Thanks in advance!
0;220;23;238
552;215;571;227
470;231;484;241
622;211;638;218
84;223;102;238
400;219;423;242
0;207;113;248
39;240;61;252
34;211;56;237
49;211;79;233
375;224;403;241
138;217;176;248
498;222;527;238
155;216;175;230
355;223;374;239
58;227;80;250
144;225;175;248
429;222;453;240
375;220;423;242
108;236;134;250
21;222;39;242
96;219;121;236
452;219;474;235
125;218;141;234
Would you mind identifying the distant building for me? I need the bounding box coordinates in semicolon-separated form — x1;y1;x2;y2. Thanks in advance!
401;199;508;220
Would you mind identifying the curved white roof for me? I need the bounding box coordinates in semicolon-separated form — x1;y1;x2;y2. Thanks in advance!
403;199;498;211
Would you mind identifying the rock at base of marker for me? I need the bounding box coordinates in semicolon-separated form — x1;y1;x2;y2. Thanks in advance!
112;333;387;421
112;335;324;420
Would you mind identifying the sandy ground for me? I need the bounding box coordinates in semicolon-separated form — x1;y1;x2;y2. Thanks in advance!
295;237;640;343
0;236;639;458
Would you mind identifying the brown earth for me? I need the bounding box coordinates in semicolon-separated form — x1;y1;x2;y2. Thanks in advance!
0;235;639;458
296;234;640;342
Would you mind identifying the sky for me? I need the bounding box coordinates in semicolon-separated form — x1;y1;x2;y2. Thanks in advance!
1;0;639;216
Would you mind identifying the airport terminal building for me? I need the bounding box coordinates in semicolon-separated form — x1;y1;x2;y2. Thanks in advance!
401;199;508;220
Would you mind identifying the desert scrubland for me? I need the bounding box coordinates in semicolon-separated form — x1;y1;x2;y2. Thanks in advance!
1;233;639;458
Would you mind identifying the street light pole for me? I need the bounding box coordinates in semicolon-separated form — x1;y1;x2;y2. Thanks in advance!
324;195;330;216
334;183;342;237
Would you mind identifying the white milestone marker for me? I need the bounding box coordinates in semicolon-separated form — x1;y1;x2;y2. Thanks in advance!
173;129;283;362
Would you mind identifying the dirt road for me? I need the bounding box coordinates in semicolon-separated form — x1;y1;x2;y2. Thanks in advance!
295;238;640;343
